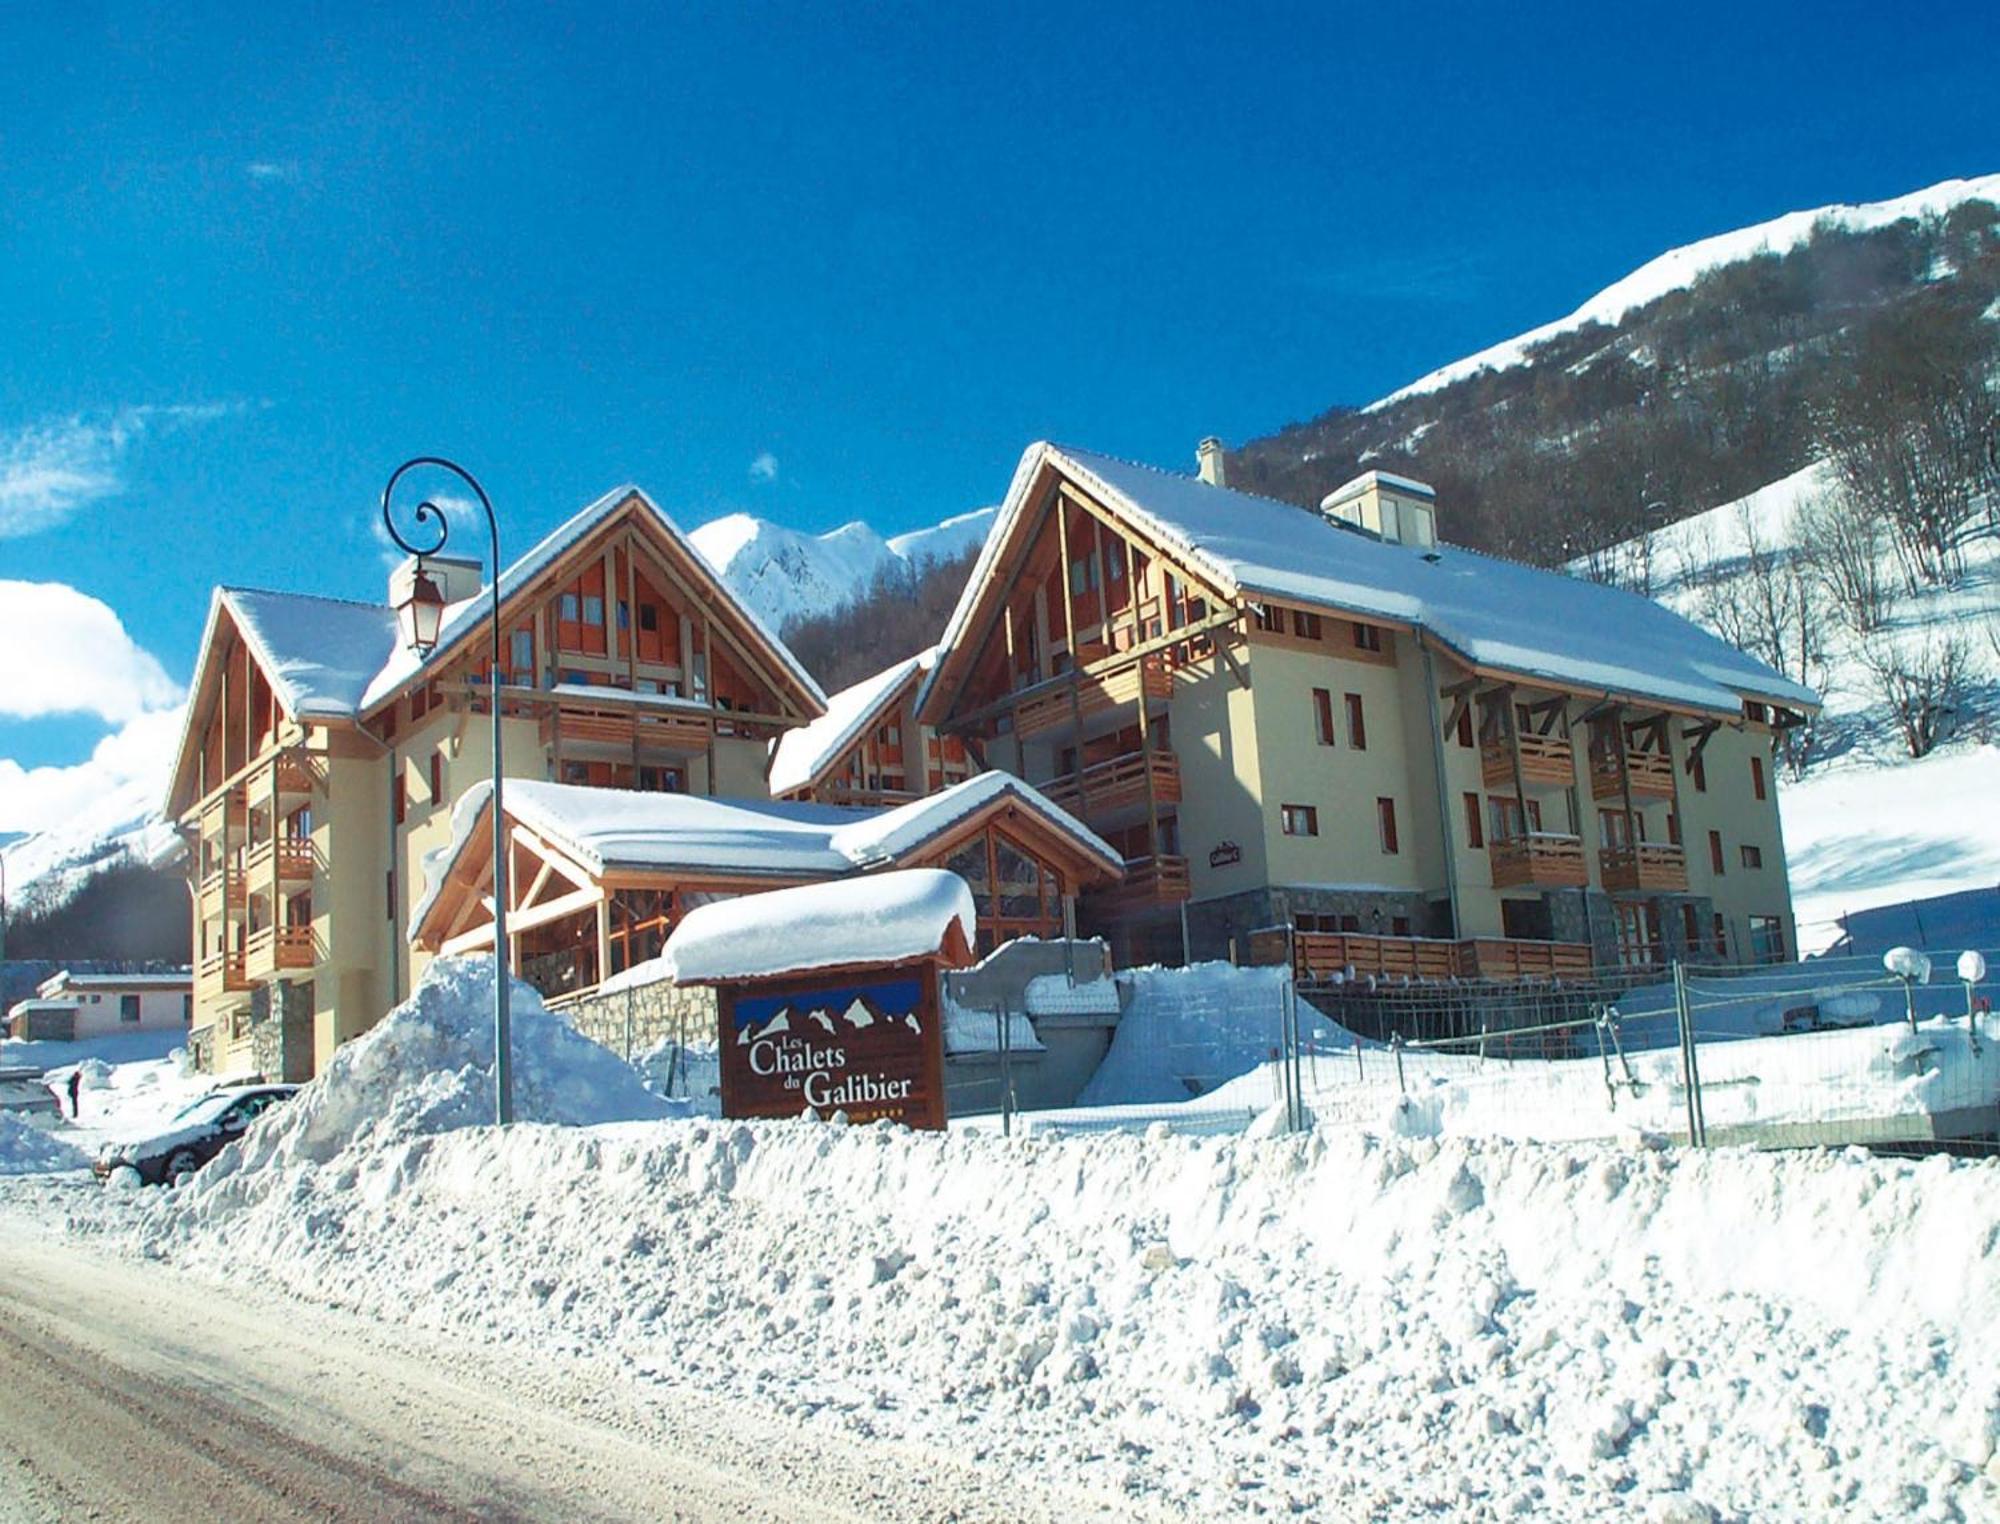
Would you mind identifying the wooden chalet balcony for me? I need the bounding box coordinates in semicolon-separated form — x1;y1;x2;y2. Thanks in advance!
249;751;316;801
198;866;247;917
245;924;315;981
1250;929;1597;984
244;835;314;885
197;948;249;998
1084;853;1190;917
1589;748;1675;801
1014;655;1172;744
1480;732;1576;791
1489;832;1589;889
539;702;714;757
1040;749;1181;824
1599;841;1689;894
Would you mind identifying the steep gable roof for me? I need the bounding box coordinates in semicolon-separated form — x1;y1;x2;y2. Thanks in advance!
767;647;936;797
922;441;1821;722
360;484;826;718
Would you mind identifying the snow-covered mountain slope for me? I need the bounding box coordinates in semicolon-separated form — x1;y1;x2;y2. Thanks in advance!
1373;172;2000;408
1579;463;2000;953
690;506;996;634
0;773;181;916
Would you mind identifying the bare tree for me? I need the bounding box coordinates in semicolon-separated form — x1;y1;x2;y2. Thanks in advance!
1812;299;1998;591
1792;484;1894;636
1859;629;1971;759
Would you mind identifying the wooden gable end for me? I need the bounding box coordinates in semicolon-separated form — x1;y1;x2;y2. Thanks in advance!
921;457;1236;730
368;492;823;734
167;603;297;818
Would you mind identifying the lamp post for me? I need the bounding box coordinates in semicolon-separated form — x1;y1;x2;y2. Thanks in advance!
1883;945;1931;1034
1959;949;1987;1054
382;457;512;1126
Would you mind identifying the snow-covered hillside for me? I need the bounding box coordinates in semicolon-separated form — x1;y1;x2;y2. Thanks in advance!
0;771;180;916
1373;172;2000;407
1579;462;2000;953
690;505;995;633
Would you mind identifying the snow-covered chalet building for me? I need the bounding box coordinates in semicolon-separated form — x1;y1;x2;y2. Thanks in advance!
904;441;1820;975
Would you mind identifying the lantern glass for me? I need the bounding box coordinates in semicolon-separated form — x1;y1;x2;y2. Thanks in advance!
398;567;446;657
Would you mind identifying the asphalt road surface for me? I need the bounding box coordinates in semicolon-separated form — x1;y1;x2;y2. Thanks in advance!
0;1223;1128;1523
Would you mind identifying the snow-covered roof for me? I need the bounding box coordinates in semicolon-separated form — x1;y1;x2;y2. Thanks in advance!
1323;470;1435;507
661;868;976;984
220;587;403;718
39;969;192;996
767;648;936;797
923;442;1819;720
411;770;1122;942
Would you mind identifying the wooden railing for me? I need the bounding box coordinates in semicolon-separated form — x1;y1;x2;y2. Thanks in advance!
1249;929;1597;984
1480;732;1576;790
1599;841;1689;893
197;948;248;996
1589;748;1675;800
541;705;715;756
1041;749;1181;822
245;924;315;980
245;836;315;883
1488;832;1589;889
1084;853;1190;915
1461;938;1595;981
1014;655;1172;743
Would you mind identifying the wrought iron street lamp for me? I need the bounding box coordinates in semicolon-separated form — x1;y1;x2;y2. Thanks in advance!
382;457;513;1125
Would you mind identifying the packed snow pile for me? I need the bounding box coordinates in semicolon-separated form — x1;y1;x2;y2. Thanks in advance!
120;1107;2000;1519
1077;962;1348;1106
662;869;975;985
190;958;668;1179
0;1113;90;1175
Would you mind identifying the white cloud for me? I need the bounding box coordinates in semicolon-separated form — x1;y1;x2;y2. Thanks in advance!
749;451;780;483
0;706;184;836
0;403;237;539
245;160;301;183
0;581;183;723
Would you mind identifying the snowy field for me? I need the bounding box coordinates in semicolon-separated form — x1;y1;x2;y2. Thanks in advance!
0;959;1990;1521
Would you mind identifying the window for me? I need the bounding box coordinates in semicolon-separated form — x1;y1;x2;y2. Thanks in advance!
617;600;630;630
1345;693;1367;749
1068;556;1097;595
1712;913;1728;958
430;751;445;805
1692;753;1707;793
1708;830;1725;875
511;629;534;677
1106;546;1126;581
1463;792;1484;849
1291;609;1322;640
182;994;193;1026
559;592;580;622
120;994;140;1024
1281;804;1319;837
1455;707;1474;748
582;595;605;627
1377;797;1400;854
1750;755;1767;801
1741;844;1763;869
392;776;407;826
1666;811;1681;846
1312;688;1336;746
1746;702;1769;724
1489;796;1543;840
1254;604;1283;633
1351;621;1382;653
638;603;660;633
1748;914;1786;964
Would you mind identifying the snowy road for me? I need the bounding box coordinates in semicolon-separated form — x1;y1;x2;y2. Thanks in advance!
0;1214;1122;1524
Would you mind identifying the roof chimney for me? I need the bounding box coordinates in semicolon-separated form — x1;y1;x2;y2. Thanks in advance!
1196;436;1228;488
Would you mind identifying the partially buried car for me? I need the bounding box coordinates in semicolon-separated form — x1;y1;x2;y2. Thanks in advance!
94;1083;298;1187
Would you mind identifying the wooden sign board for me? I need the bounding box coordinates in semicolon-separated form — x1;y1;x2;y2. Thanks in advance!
716;959;948;1130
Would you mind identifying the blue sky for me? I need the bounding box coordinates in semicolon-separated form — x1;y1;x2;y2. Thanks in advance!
2;1;1997;816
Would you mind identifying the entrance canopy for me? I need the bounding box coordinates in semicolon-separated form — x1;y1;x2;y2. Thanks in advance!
411;772;1121;1002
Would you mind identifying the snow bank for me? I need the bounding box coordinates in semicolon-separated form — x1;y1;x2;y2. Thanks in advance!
0;1113;89;1175
186;957;668;1180
126;1111;2000;1519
